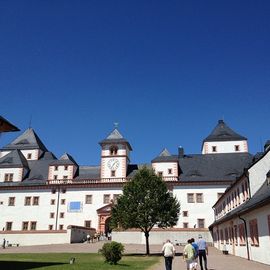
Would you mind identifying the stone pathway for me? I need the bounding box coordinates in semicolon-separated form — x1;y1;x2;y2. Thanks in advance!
0;242;269;270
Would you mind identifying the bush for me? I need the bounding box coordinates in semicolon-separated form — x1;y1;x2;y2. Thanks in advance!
99;241;125;264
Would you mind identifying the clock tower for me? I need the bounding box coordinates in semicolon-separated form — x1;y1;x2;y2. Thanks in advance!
99;128;132;179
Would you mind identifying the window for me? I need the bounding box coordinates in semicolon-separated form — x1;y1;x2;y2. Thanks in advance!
182;211;188;217
61;199;66;205
239;223;246;245
59;224;64;230
225;227;229;244
55;166;58;171
63;176;68;179
111;170;116;177
52;189;56;194
64;165;68;170
54;175;58;180
197;219;205;228
4;173;13;182
168;169;172;175
235;145;240;151
110;146;118;155
103;194;110;204
85;220;91;228
8;197;15;206
196;193;204;203
183;222;189;228
50;213;55;218
220;229;224;243
85;195;92;204
33;196;39;205
61;189;66;194
30;221;37;230
212;146;217;152
51;199;55;205
234;225;238;246
27;153;32;159
249;219;259;246
60;212;64;218
25;196;31;206
6;222;12;231
48;225;53;230
113;194;120;202
22;221;29;231
158;172;163;177
187;193;195;203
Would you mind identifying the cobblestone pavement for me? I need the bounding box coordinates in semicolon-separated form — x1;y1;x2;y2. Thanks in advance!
0;241;269;270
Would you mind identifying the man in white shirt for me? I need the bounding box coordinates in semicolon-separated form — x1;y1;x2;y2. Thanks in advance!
162;239;176;270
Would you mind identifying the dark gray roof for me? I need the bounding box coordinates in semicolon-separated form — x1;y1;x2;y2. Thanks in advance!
50;153;78;166
1;128;48;151
179;152;253;182
152;148;179;163
25;152;57;182
0;115;20;132
99;128;132;150
203;120;247;143
75;166;101;179
0;150;29;169
210;179;270;228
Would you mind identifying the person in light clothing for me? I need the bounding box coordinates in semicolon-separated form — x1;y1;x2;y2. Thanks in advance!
197;234;208;270
183;239;195;270
162;239;176;270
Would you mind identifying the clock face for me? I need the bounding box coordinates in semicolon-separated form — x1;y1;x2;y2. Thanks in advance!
107;158;120;170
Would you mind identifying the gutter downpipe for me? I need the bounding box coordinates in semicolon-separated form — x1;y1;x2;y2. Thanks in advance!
238;215;250;260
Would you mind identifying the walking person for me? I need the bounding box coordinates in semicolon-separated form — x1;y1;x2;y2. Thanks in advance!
162;239;175;270
197;235;208;270
2;238;6;249
183;239;195;270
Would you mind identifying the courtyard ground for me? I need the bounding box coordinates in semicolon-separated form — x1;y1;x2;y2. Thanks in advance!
0;241;269;270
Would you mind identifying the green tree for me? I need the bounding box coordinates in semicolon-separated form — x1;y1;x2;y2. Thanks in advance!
110;166;180;255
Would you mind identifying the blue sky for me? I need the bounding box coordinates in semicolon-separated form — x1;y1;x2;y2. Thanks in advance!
1;1;270;165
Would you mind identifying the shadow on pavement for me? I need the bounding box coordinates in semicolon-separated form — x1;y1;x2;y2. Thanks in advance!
0;261;66;270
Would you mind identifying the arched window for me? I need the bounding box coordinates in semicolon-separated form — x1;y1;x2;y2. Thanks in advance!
110;146;118;155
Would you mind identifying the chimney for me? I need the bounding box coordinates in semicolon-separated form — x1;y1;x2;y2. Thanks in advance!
178;146;184;158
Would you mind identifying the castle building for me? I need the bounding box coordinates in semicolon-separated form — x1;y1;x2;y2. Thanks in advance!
0;119;256;247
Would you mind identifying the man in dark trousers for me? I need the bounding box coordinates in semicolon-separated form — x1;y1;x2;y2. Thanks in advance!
162;239;175;270
197;235;208;270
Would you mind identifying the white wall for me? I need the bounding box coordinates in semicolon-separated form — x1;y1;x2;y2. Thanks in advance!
0;168;23;182
112;229;212;245
248;150;270;196
173;185;227;228
152;162;178;178
202;140;248;154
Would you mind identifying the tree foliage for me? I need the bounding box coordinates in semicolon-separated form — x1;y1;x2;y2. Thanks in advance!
110;166;180;255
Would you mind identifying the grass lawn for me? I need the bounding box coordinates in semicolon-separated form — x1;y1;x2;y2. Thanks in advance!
0;253;160;270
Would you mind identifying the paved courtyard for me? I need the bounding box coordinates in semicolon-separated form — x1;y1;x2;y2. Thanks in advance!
0;241;269;270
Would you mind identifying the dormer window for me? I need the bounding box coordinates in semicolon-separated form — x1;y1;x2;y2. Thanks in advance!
212;146;217;152
55;166;58;171
64;165;68;170
110;146;118;156
4;173;13;182
235;145;240;151
27;153;32;159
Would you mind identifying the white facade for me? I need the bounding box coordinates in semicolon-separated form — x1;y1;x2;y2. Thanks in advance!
202;140;248;154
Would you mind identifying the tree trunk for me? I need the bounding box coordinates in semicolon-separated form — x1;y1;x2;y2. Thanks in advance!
144;230;150;255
